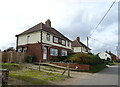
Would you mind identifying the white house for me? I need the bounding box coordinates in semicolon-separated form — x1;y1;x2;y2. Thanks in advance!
98;51;112;60
71;37;91;53
16;19;72;62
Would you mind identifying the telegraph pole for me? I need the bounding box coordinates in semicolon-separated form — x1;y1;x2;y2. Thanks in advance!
87;37;89;52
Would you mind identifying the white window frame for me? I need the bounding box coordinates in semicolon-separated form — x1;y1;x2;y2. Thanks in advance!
62;50;67;56
18;48;22;52
46;33;50;41
50;48;58;56
23;47;27;52
53;37;58;43
62;40;65;45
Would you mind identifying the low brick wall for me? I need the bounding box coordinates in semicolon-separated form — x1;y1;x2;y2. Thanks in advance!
51;62;90;71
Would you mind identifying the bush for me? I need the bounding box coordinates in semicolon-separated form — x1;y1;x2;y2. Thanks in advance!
50;57;59;62
50;55;72;62
70;52;104;65
89;64;107;73
27;55;36;63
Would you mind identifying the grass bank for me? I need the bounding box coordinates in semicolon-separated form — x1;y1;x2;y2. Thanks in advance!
2;63;65;85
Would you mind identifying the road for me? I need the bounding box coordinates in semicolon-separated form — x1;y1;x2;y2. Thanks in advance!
75;64;118;85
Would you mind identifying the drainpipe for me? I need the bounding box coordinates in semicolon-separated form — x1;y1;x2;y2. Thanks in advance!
40;30;43;61
15;35;18;52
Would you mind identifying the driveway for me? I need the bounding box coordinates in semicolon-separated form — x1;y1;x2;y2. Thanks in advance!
56;64;118;85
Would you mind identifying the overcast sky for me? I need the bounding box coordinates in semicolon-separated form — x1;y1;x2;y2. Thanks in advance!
0;0;118;54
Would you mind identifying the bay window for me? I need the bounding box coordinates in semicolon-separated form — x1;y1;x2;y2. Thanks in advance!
62;50;67;56
50;48;58;56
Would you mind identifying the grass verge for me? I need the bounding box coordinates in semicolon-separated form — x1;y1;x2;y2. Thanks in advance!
2;63;23;71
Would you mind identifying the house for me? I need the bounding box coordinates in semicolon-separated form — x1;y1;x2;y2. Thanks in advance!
98;51;112;60
106;51;119;61
16;19;72;62
71;37;91;53
98;51;119;61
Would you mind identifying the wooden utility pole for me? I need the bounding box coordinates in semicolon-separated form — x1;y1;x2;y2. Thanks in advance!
87;37;89;52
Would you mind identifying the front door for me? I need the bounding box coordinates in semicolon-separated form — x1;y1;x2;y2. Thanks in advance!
43;47;47;60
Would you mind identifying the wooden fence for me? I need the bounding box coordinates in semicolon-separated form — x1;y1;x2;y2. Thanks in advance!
0;51;28;63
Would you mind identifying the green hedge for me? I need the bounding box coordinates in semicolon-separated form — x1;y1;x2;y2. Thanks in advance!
70;52;104;65
89;64;107;73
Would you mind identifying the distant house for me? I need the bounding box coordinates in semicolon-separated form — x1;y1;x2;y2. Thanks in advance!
106;51;119;61
4;47;15;52
16;19;72;62
98;51;112;60
71;37;91;53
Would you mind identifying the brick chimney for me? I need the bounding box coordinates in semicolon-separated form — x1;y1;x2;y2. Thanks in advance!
109;51;111;53
76;37;80;42
45;19;51;27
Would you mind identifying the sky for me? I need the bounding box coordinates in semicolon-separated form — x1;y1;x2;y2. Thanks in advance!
0;0;118;55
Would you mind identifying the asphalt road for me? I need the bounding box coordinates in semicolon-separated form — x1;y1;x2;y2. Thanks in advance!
75;64;119;85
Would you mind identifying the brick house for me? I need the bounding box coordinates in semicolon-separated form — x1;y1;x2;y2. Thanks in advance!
106;51;119;61
16;19;72;62
72;37;91;53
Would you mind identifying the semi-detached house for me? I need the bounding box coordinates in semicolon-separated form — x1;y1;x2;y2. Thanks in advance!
16;19;72;62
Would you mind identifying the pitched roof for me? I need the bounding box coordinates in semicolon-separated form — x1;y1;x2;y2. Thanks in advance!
17;22;71;41
106;51;117;57
72;40;91;50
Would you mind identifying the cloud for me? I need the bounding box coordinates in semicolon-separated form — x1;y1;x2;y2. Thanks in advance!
0;0;118;55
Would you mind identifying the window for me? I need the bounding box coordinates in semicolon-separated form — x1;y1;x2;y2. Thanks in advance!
18;48;22;52
46;33;50;41
67;41;70;47
53;37;58;43
62;40;65;45
50;48;58;56
23;47;27;52
62;50;67;56
105;54;107;56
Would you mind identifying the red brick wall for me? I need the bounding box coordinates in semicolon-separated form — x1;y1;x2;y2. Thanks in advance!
51;62;90;70
18;43;71;62
18;43;43;62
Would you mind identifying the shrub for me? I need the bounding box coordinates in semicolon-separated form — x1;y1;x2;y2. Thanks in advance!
27;55;36;63
50;57;59;62
89;64;107;73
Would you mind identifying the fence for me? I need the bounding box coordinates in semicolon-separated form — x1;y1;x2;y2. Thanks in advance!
0;51;28;63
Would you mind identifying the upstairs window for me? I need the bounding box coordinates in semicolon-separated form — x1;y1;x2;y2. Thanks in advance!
50;48;58;56
68;41;70;47
46;33;50;41
53;37;58;43
62;40;65;45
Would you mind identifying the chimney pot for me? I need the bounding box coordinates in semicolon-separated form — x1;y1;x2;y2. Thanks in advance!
76;37;80;42
45;19;51;27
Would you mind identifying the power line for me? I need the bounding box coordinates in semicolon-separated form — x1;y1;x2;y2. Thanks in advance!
89;0;116;36
89;36;117;48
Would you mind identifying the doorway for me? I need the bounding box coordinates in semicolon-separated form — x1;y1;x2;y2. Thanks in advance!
43;47;47;60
